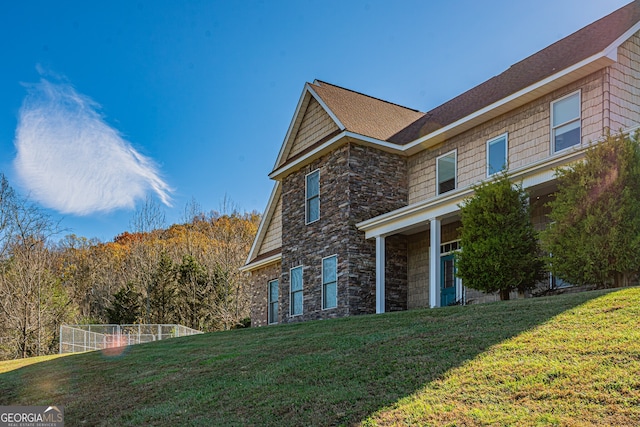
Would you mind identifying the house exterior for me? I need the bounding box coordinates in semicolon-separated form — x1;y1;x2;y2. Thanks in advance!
241;1;640;326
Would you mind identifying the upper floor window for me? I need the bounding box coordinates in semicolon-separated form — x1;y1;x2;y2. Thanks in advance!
306;170;320;224
322;255;337;310
437;150;457;195
551;91;581;153
268;279;279;325
290;266;303;316
487;133;508;176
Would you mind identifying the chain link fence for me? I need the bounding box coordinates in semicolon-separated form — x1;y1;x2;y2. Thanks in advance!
59;324;202;354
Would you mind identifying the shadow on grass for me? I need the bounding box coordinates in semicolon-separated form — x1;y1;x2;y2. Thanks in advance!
0;288;618;426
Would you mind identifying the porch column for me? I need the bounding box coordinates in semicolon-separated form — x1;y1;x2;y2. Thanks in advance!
429;218;441;308
375;235;385;314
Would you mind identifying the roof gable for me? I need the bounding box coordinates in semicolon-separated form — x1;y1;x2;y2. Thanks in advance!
243;182;282;269
310;80;424;141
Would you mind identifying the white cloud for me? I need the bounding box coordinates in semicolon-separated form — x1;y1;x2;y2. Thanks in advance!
14;78;172;215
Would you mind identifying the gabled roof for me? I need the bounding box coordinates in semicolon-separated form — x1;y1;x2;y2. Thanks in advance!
391;0;640;144
272;81;424;172
311;80;424;141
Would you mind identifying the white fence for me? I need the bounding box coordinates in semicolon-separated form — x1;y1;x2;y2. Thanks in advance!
59;324;202;354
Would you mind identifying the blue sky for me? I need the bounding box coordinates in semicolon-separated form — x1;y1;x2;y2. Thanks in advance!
0;0;630;241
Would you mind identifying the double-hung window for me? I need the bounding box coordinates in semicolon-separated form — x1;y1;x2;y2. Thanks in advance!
551;91;581;153
322;255;337;309
290;266;303;316
487;133;508;176
268;279;279;324
437;150;457;195
306;170;320;224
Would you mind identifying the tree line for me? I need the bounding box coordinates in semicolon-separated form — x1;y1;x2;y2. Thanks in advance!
457;131;640;298
0;177;259;360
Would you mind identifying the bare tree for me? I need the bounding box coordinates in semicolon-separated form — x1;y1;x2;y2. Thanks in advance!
0;176;71;359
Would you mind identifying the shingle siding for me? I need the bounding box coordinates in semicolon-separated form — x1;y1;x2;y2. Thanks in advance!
609;31;640;130
288;97;340;160
407;71;606;205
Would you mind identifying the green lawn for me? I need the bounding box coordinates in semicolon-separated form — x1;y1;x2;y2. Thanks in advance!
1;288;639;426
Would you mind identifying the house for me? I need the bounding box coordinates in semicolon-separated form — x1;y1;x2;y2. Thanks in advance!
241;1;640;326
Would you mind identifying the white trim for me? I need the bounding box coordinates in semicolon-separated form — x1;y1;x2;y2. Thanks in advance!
550;90;582;154
321;254;338;310
240;252;281;272
403;51;615;154
429;218;441;308
273;87;312;171
305;169;320;225
267;279;279;325
603;21;640;60
289;266;304;317
436;149;457;195
243;182;281;267
357;145;591;239
272;82;346;173
269;131;405;180
269;29;633;179
375;236;386;314
308;83;346;130
270;131;347;179
486;133;508;177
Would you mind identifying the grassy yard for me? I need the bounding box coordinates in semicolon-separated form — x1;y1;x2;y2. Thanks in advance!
1;287;639;426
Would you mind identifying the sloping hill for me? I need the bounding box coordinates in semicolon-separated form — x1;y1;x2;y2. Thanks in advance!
1;288;639;426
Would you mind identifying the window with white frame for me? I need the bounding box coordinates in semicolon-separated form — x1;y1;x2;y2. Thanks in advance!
487;134;508;176
437;151;457;195
551;91;581;153
290;266;303;316
306;170;320;224
268;279;278;324
322;255;337;309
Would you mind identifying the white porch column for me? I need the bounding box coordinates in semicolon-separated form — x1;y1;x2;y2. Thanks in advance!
375;235;386;314
429;218;441;308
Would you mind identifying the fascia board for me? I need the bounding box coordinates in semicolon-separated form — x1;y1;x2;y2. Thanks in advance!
603;22;640;60
244;182;281;265
272;86;313;171
357;147;589;239
239;252;282;272
268;131;406;181
269;131;347;180
402;51;617;154
307;85;346;131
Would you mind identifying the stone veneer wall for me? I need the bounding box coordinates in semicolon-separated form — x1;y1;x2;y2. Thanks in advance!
279;142;408;323
346;144;408;315
249;262;281;327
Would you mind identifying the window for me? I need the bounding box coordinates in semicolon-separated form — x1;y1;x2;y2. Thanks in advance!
268;279;278;324
487;134;508;176
551;91;581;152
306;170;320;224
290;266;303;316
322;255;337;309
437;151;457;195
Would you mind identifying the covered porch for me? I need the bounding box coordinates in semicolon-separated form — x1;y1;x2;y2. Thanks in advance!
357;160;568;314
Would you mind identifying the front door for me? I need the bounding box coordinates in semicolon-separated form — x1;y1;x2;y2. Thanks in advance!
440;254;456;306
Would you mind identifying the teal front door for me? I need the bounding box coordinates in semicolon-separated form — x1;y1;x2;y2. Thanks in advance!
440;254;456;306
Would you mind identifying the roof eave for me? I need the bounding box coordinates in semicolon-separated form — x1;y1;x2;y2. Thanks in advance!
239;252;282;272
243;182;281;265
403;50;618;156
268;131;406;181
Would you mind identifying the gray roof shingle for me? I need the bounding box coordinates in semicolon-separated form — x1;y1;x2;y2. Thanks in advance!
389;0;640;144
